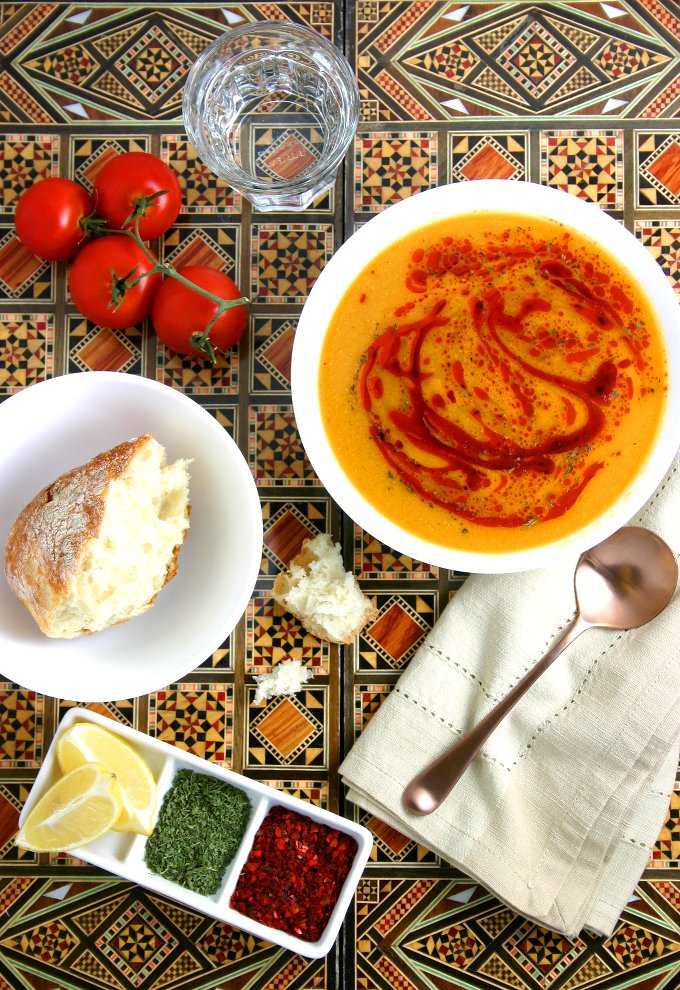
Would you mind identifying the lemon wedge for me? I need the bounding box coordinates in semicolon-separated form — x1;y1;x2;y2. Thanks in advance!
57;722;157;836
16;763;122;852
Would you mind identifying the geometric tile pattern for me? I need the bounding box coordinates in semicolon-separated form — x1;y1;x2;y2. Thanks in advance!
196;403;237;444
0;135;57;214
248;404;320;487
2;3;680;990
70;136;149;192
499;22;575;99
155;340;239;396
541;130;624;207
0;688;44;767
198;629;232;672
251;314;297;393
251;223;334;303
161;133;241;214
604;921;680;968
353;526;439;581
354;132;437;211
155;343;240;396
247;687;327;769
0;877;327;989
357;593;436;671
160;223;240;278
505;920;587;987
246;590;330;674
0;231;52;300
637;132;680;206
353;877;680;990
98;901;177;982
252;124;323;184
639;73;680;119
67;322;142;375
635;220;680;294
354;2;677;120
261;778;330;809
0;780;34;863
450;133;528;183
148;684;232;763
260;497;331;576
0;314;54;393
354;683;394;735
403;918;485;969
358;808;441;865
649;782;680;866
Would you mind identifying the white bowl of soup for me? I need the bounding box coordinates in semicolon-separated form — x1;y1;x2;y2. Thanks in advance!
292;181;680;573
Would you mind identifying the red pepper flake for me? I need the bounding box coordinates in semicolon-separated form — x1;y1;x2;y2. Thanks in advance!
229;806;358;943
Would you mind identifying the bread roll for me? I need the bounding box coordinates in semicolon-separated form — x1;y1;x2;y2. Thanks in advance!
4;435;190;638
273;533;376;644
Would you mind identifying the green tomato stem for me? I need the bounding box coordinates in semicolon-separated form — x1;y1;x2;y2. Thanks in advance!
122;188;166;229
126;216;248;311
188;308;223;364
80;212;110;238
107;215;249;364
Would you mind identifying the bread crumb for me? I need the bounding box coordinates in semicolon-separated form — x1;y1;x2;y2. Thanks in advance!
253;659;313;704
273;533;376;644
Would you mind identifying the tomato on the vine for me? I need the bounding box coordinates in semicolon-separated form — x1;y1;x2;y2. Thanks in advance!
15;178;94;261
151;265;248;359
93;152;182;240
69;234;162;329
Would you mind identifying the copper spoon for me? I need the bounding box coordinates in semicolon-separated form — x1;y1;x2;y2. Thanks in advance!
403;526;678;816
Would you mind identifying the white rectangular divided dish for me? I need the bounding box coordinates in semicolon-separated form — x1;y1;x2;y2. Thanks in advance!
19;707;373;959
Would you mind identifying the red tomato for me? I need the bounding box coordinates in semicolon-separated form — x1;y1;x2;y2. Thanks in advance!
68;234;162;329
15;178;94;261
151;265;248;359
94;152;182;240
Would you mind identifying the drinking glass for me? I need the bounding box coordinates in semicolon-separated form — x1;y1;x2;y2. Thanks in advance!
182;21;359;212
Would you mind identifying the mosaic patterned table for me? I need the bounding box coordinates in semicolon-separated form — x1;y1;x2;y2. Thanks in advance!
1;3;679;989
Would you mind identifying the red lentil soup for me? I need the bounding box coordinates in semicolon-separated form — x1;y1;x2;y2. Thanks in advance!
319;213;668;554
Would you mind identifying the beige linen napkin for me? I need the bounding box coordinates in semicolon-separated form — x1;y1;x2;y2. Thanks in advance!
341;454;680;939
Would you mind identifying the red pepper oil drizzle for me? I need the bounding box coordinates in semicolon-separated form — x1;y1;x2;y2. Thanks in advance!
229;806;357;942
356;228;650;529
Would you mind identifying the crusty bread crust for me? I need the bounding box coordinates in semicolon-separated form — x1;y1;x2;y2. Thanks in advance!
4;435;188;637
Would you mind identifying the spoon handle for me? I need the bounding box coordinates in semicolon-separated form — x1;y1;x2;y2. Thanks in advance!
402;614;591;815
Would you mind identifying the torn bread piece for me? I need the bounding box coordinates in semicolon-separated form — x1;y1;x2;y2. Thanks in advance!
4;435;190;638
273;533;376;644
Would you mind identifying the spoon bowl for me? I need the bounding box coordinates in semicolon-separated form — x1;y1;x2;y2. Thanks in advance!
402;526;678;816
574;527;677;628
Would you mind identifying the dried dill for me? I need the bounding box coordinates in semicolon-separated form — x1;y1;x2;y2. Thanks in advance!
144;769;251;896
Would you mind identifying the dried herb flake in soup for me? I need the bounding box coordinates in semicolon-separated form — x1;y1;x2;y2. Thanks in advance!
144;769;251;896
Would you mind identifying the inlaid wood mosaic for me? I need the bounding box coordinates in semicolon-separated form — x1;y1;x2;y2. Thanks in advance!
0;2;678;990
